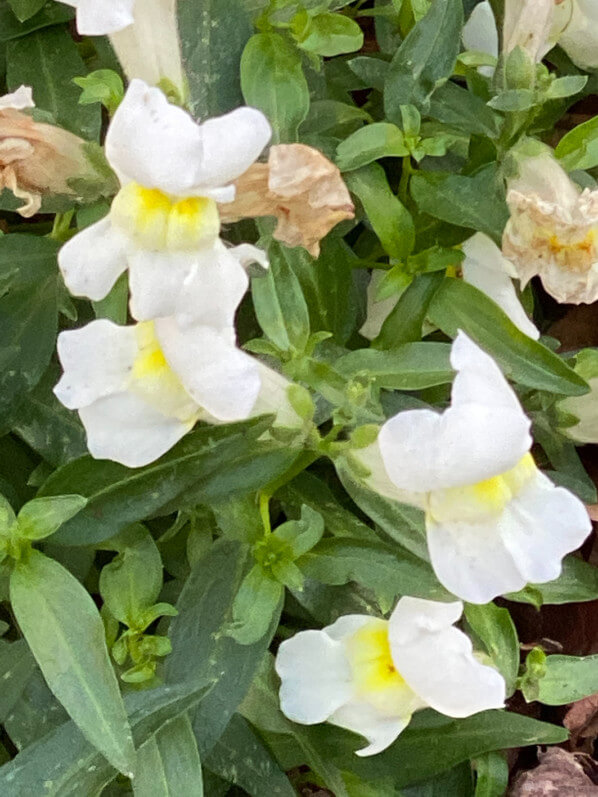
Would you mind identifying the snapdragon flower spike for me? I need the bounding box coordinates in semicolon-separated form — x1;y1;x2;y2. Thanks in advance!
57;0;185;93
54;318;300;467
58;80;271;328
354;332;591;604
360;233;538;341
503;149;598;304
275;597;506;756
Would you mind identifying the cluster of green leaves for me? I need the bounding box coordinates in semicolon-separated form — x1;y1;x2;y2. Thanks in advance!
3;0;598;794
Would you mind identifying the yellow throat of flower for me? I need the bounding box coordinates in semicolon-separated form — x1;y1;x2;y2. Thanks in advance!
345;619;420;717
428;452;537;524
111;182;220;251
546;230;596;273
130;322;199;424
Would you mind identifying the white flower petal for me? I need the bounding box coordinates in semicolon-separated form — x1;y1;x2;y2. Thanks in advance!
0;85;34;110
462;234;539;340
324;614;375;642
275;630;354;724
54;320;137;410
60;0;135;35
559;0;598;71
79;392;191;467
250;361;302;429
462;2;498;58
228;243;270;271
426;512;526;604
501;471;592;585
389;597;506;717
105;80;204;194
58;217;128;302
359;270;400;341
351;442;428;510
127;242;249;328
329;700;409;757
155;319;261;421
378;333;532;492
195;107;272;190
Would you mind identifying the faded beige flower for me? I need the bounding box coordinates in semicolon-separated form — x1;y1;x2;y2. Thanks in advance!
503;0;558;62
503;149;598;304
219;143;354;257
0;86;92;217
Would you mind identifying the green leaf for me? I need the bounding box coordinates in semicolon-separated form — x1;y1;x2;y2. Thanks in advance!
428;279;589;396
205;713;294;796
100;527;163;626
336;458;429;560
39;419;297;546
384;0;463;119
284;509;326;558
335;343;453;390
178;0;252;118
241;33;309;143
535;654;598;705
0;1;72;41
313;710;568;787
0;680;211;795
0;235;59;429
134;713;203;797
10;550;135;775
507;556;598;606
544;75;587;100
281;237;362;345
295;12;363;56
298;538;450;606
429;81;499;138
0;638;37;724
336;122;409;171
473;752;509;797
11;364;87;467
346;163;415;259
374;271;443;347
7;0;45;22
410;164;509;244
7;27;100;139
465;603;519;695
167;539;280;754
229;565;284;645
73;69;124;115
16;495;87;540
487;88;536;112
555;115;598;171
252;239;310;353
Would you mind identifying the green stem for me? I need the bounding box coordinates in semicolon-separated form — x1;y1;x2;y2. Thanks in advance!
258;449;320;535
398;156;413;206
49;210;75;243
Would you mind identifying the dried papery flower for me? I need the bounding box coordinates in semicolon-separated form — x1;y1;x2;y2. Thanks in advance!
219;143;355;257
503;149;598;304
0;88;91;217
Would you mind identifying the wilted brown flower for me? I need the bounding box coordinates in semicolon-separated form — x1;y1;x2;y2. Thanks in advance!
0;87;92;217
219;143;354;257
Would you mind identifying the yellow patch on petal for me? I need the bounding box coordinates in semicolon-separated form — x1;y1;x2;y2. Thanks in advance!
130;322;199;424
428;453;537;523
547;230;596;273
111;183;220;251
345;619;421;717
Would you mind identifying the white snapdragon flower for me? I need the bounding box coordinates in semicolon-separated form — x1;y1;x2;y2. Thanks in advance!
503;148;598;304
462;0;562;66
557;0;598;71
58;79;271;328
54;319;300;467
360;233;538;341
352;333;591;604
275;597;506;757
57;0;185;93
